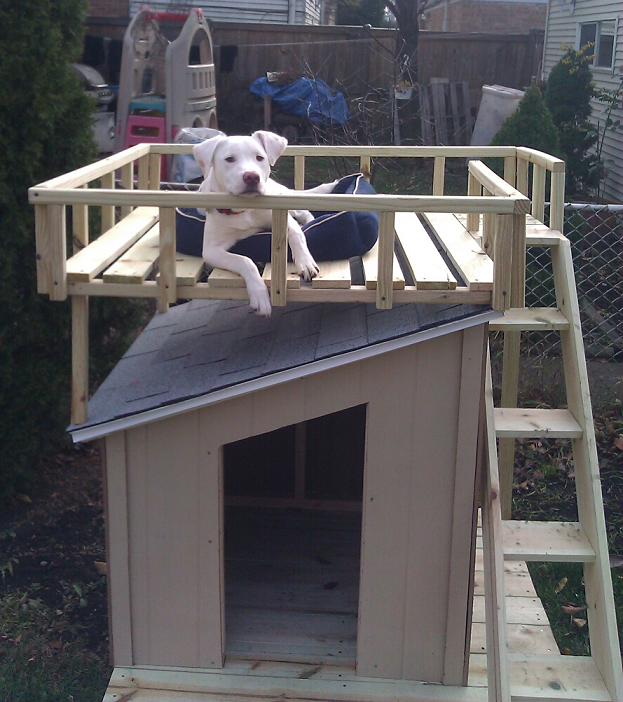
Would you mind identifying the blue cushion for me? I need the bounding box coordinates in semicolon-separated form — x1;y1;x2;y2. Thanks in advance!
175;173;378;262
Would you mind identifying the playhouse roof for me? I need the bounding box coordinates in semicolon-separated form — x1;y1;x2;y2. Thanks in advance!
70;300;499;442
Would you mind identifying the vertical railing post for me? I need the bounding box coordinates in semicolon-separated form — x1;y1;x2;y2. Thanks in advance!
531;164;546;223
149;150;162;190
121;161;134;218
137;153;149;190
376;211;395;309
503;155;516;188
294;155;305;191
271;209;288;307
492;213;513;310
158;207;177;313
101;171;115;234
433;156;445;196
360;155;371;181
516;156;529;196
482;188;495;258
550;169;566;233
466;171;481;233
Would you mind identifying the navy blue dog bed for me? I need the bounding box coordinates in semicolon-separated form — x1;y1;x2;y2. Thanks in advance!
176;173;379;263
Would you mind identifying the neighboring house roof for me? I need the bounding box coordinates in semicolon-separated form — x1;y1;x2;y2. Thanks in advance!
70;299;499;441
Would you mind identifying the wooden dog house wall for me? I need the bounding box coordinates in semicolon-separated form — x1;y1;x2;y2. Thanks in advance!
74;300;496;686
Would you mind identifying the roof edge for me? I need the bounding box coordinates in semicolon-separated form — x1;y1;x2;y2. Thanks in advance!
70;309;501;443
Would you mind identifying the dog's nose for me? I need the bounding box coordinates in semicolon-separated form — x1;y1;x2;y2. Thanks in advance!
243;171;260;186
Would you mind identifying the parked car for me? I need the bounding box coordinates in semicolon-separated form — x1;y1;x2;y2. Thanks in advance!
72;63;116;154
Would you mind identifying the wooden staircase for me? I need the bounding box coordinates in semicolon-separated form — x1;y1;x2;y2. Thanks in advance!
481;219;623;701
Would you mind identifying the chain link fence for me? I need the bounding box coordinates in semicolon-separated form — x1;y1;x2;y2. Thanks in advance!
515;203;623;407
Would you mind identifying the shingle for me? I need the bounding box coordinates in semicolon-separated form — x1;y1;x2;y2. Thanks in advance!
318;305;367;349
265;334;319;373
316;335;368;360
220;333;275;375
276;304;323;341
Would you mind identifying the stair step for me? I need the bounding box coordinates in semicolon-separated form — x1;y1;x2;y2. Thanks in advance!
503;521;596;562
489;307;570;331
494;408;583;438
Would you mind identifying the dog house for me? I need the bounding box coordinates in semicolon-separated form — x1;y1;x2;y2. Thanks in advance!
29;144;623;701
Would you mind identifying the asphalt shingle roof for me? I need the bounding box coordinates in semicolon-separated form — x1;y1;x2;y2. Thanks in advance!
71;299;496;435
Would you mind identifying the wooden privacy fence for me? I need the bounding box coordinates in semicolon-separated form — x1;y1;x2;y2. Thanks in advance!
208;24;543;131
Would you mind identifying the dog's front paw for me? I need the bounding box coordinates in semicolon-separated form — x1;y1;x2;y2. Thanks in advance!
248;283;272;317
295;255;319;281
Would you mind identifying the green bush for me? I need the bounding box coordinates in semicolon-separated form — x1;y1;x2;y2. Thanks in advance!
0;2;149;498
544;46;602;199
491;84;560;156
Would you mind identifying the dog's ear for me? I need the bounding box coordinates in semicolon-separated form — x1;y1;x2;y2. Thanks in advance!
252;130;287;166
193;136;225;177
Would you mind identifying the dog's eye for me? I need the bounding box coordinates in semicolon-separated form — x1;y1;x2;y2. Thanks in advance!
225;156;235;163
256;155;265;162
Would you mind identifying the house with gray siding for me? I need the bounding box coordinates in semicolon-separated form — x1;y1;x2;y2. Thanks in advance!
542;0;623;202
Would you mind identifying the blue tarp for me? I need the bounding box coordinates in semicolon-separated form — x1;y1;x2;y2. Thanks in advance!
250;77;350;126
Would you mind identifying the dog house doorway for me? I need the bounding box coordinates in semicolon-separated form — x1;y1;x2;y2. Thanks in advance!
223;404;366;664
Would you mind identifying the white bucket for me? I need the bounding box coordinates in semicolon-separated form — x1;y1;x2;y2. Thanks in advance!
470;84;525;146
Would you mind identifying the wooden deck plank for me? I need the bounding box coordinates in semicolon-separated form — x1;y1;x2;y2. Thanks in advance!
67;206;159;282
208;267;247;288
262;262;301;289
422;212;493;291
312;259;352;289
103;225;160;284
394;212;457;290
361;239;405;290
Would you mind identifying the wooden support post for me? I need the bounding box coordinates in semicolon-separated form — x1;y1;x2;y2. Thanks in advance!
433;156;445;195
137;154;149;191
120;161;134;219
360;155;371;181
466;172;481;233
492;213;513;310
498;212;526;516
516;156;529;196
158;207;177;313
376;211;395;309
35;204;67;301
482;353;511;702
503;155;516;188
294;155;305;190
149;152;162;190
71;295;89;425
531;164;546;223
550;170;565;233
271;209;288;307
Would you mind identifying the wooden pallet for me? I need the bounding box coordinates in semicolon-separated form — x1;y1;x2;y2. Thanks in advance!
420;79;473;146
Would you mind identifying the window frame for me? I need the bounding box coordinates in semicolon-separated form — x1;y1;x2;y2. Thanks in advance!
576;17;619;73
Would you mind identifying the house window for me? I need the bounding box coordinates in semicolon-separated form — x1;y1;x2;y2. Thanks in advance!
579;20;617;69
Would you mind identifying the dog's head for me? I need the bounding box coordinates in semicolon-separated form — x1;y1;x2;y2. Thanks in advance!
193;130;288;196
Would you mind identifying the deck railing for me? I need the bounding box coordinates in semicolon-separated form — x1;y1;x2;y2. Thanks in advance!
28;144;563;423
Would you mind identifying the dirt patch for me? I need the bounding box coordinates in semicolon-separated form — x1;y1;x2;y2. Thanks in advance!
0;442;108;659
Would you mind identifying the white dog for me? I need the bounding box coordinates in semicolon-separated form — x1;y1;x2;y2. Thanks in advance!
193;130;335;317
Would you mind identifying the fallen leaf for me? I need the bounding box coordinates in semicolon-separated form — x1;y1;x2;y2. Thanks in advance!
572;617;587;628
554;577;568;594
94;561;108;576
610;555;623;568
614;436;623;451
16;494;32;504
561;605;586;615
